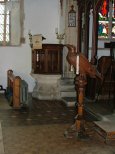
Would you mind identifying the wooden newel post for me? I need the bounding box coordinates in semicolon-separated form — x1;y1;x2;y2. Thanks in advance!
75;74;87;137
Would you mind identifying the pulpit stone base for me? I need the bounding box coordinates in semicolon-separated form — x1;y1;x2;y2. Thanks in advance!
31;74;61;100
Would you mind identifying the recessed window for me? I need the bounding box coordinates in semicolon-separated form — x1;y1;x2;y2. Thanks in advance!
0;0;24;46
0;0;10;45
98;0;115;39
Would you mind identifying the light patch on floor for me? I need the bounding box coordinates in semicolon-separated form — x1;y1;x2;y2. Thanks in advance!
2;124;115;154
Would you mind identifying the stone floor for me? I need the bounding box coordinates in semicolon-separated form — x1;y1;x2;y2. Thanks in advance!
0;94;115;154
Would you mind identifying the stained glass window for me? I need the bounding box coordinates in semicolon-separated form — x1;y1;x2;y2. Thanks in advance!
98;0;115;39
112;0;115;38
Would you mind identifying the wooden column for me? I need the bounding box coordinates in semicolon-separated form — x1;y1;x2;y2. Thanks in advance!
91;9;98;64
76;1;83;52
75;73;87;138
77;11;82;52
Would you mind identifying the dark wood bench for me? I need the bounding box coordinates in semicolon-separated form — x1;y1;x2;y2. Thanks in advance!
6;69;28;109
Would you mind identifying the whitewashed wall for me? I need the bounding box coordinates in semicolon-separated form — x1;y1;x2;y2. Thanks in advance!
0;0;59;92
0;0;110;92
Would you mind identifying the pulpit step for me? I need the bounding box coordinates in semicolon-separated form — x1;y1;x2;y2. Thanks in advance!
60;85;75;91
59;78;74;85
59;78;76;98
62;97;76;107
60;91;76;98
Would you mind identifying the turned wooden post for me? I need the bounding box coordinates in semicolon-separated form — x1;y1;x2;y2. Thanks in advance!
75;74;87;137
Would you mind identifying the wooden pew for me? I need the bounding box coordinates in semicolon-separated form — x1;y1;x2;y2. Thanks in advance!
7;69;28;109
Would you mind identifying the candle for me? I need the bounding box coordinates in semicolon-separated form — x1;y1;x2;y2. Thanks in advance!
70;65;74;72
76;55;79;74
37;53;39;62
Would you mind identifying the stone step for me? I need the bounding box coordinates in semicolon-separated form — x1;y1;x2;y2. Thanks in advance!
59;78;74;85
62;97;76;107
60;85;75;91
60;91;76;98
84;105;102;121
59;78;75;98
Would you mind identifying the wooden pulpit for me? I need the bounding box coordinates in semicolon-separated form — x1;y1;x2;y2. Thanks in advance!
64;44;101;139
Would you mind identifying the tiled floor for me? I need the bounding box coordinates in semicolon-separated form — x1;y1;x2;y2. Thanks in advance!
0;98;76;127
0;94;115;154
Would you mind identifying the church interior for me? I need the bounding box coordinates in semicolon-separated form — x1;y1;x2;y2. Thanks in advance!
0;0;115;153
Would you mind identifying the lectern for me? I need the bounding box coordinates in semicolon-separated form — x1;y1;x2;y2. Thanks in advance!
64;44;101;139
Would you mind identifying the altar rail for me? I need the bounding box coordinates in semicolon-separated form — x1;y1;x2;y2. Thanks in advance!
6;69;28;109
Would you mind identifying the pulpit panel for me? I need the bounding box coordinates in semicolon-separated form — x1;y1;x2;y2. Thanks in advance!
32;44;63;74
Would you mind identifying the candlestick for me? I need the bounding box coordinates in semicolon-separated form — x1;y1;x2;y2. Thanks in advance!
76;54;79;74
28;30;33;48
55;28;65;44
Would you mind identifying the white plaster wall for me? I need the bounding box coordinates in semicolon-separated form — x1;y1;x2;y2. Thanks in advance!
0;0;59;92
58;0;77;46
